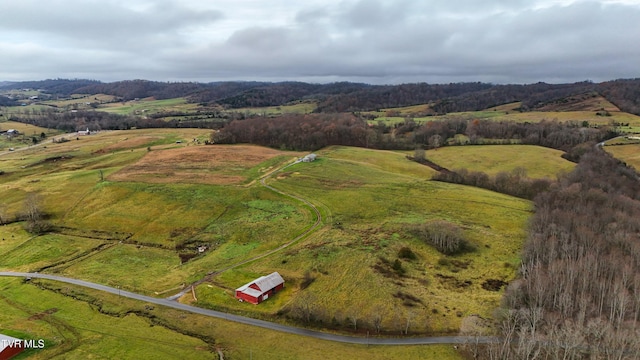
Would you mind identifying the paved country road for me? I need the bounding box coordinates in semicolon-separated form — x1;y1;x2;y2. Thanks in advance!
0;272;497;346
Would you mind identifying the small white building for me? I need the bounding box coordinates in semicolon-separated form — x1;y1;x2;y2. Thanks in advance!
77;128;90;136
301;153;317;162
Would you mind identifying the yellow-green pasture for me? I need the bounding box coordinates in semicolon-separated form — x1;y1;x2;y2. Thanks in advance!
0;277;463;359
233;101;317;116
199;146;531;334
422;145;575;178
605;143;640;172
370;110;640;128
0;130;313;295
99;97;200;116
2;135;537;343
0;277;213;360
0;120;58;151
0;120;53;136
40;93;119;110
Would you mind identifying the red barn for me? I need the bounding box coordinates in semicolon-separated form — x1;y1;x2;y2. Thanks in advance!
0;334;24;360
235;272;285;305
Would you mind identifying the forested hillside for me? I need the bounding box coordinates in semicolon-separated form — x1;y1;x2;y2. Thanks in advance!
213;115;614;152
488;149;640;359
3;78;640;115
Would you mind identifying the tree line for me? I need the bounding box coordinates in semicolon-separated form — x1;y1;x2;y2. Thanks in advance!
5;78;640;115
432;167;552;200
485;149;640;359
212;114;615;152
9;110;224;132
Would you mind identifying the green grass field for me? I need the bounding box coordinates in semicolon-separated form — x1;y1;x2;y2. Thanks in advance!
0;130;313;295
0;120;59;151
0;277;462;359
99;97;200;116
196;146;532;334
0;129;573;358
422;145;575;178
0;277;214;359
604;143;640;171
233;101;317;116
364;99;640;131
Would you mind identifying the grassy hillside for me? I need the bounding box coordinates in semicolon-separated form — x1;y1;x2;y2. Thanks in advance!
1;278;462;359
0;278;213;359
364;95;640;131
99;97;199;116
0;132;314;296
234;101;317;116
0;120;59;152
604;142;640;171
1;132;568;358
423;145;575;178
194;146;531;334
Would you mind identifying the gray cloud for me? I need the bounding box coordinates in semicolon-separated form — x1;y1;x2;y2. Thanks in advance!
0;0;638;84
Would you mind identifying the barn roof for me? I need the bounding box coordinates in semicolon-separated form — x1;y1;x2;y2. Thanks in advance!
253;272;284;292
236;272;284;295
236;285;262;298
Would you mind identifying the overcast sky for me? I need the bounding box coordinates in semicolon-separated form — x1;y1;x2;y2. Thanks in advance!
1;0;638;84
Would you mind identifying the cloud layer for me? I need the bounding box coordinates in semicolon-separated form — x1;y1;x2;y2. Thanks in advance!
1;0;638;84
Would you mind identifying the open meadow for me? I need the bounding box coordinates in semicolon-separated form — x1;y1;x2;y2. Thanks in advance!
194;146;532;334
421;145;575;178
604;143;640;171
0;277;462;359
0;120;59;152
0;130;312;295
0;129;580;358
366;95;640;131
234;101;317;116
99;97;199;116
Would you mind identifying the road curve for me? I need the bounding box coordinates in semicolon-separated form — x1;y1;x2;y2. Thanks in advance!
0;272;496;345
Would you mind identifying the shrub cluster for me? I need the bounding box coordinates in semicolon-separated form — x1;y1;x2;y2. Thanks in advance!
412;221;473;255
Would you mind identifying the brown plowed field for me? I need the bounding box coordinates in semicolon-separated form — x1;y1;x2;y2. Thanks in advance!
109;144;302;185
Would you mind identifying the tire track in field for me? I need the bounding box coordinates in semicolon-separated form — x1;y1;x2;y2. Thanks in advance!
166;158;323;301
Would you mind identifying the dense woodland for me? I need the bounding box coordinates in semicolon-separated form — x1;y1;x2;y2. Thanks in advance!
2;78;640;115
482;150;640;359
10;110;224;132
213;114;614;152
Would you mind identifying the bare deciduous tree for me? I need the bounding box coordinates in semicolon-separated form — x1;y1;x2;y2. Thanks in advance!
23;192;50;234
291;291;317;324
346;305;361;331
369;305;386;334
0;204;6;225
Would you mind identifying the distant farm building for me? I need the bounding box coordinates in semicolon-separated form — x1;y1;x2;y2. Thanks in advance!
5;129;19;136
235;272;285;305
0;334;24;360
77;128;90;136
301;153;317;162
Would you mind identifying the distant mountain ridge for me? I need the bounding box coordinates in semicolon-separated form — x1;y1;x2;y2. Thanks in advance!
2;78;639;115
